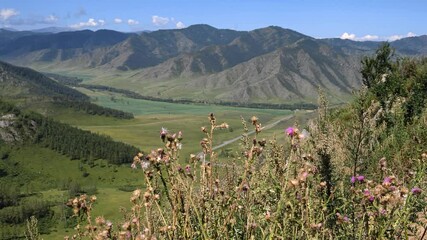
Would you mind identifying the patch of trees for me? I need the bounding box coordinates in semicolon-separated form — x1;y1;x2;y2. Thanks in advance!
80;84;318;110
0;183;53;239
54;100;134;119
33;114;140;164
44;72;84;86
361;43;427;125
0;100;140;164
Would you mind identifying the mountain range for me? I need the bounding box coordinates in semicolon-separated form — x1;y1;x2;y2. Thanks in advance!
0;25;426;104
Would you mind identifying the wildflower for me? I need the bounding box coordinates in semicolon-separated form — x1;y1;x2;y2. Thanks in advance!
351;175;365;184
95;216;106;226
251;116;258;125
160;127;168;142
298;171;308;182
356;175;365;182
310;223;322;230
285;127;295;136
106;221;113;228
290;179;299;187
363;189;371;196
336;213;350;224
177;131;183;141
298;129;310;139
217;122;229;129
411;187;422;195
140;161;150;169
382;176;395;187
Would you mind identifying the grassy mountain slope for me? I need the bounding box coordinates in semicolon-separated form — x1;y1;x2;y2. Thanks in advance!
0;61;133;118
1;26;427;105
0;60;88;102
119;38;360;103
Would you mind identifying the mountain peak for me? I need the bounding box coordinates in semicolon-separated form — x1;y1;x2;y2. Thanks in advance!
185;24;218;31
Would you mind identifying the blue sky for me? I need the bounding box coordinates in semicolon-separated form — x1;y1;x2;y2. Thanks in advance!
0;0;425;41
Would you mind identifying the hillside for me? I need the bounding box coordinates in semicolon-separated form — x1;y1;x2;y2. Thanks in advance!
1;25;427;104
0;99;142;239
0;61;133;119
134;38;360;103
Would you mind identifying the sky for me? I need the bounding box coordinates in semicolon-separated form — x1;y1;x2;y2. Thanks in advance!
0;0;425;41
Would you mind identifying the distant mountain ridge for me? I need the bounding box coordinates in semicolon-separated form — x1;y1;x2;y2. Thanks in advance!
0;25;426;104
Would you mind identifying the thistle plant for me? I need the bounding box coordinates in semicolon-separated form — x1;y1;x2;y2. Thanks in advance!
64;108;427;239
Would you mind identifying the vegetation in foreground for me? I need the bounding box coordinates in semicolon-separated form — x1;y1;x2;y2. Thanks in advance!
59;44;427;239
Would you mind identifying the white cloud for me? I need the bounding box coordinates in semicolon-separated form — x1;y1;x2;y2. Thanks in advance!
152;15;169;26
406;32;416;37
359;34;379;41
0;8;19;20
70;18;105;29
385;32;417;41
114;18;122;24
44;15;58;23
127;19;139;25
387;35;402;41
176;21;185;29
339;32;418;42
340;32;356;40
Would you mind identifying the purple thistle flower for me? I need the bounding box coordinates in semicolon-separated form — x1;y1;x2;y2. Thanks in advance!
368;196;375;202
350;176;356;184
356;175;365;182
363;189;371;196
411;187;422;195
343;216;349;222
383;177;392;185
285;127;295;136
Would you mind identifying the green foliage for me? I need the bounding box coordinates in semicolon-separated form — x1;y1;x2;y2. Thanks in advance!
0;184;20;209
0;99;140;164
361;42;394;89
55;101;134;119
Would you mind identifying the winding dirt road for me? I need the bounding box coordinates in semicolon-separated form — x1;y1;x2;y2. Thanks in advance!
212;113;295;151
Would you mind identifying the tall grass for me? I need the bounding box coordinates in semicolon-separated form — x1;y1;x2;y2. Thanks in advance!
62;102;426;239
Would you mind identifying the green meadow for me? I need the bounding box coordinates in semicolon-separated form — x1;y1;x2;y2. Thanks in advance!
3;87;313;239
55;88;299;159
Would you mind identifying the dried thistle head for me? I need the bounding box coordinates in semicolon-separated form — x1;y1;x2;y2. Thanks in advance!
209;113;216;125
251;116;258;125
